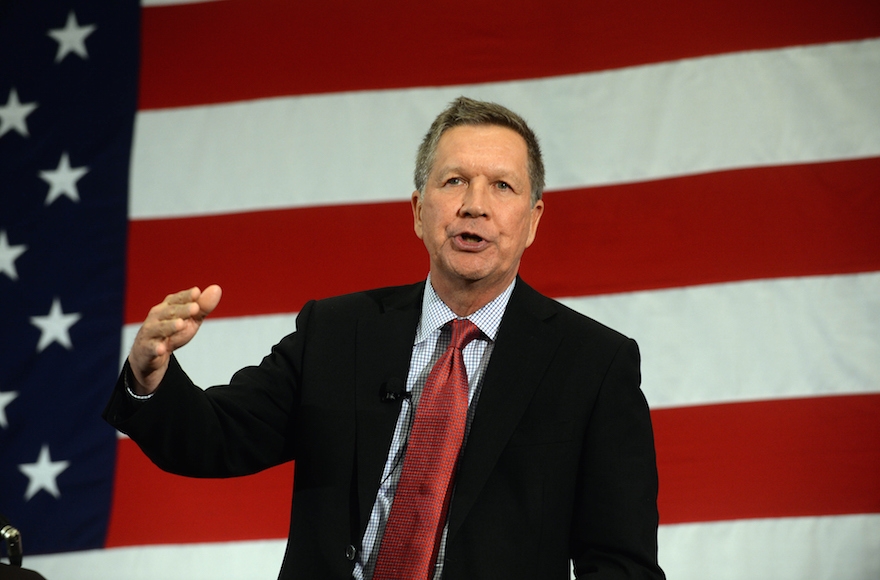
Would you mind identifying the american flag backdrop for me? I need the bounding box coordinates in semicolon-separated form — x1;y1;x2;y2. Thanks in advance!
1;0;879;578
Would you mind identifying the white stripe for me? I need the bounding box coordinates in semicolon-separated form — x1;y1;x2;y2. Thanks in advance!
657;514;880;580
120;272;880;409
119;312;298;387
24;515;880;579
129;39;880;219
115;313;298;440
27;539;287;580
560;272;880;408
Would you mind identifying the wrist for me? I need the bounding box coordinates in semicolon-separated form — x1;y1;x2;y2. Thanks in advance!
124;363;155;400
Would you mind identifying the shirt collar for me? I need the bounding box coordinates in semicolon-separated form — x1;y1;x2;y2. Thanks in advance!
415;274;516;344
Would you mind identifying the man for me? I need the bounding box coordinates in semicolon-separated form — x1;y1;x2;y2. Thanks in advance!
104;97;664;579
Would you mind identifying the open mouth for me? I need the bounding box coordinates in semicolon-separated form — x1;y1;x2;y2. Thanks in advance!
460;233;484;243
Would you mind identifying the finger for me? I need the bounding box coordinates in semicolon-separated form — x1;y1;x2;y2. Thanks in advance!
132;318;182;353
133;285;220;365
144;304;193;335
153;315;189;337
150;291;202;323
165;301;200;321
165;286;201;306
195;284;222;319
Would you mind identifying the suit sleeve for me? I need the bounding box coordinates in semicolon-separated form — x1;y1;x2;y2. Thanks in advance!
571;338;665;579
103;301;317;478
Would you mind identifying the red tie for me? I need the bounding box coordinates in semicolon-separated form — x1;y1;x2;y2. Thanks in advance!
372;319;482;580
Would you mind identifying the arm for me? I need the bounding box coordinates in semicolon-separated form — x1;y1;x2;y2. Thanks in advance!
571;339;665;579
104;286;305;477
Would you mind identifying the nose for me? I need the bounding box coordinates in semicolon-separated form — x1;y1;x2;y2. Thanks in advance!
459;179;489;218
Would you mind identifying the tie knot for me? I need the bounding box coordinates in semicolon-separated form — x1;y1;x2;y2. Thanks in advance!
448;318;481;351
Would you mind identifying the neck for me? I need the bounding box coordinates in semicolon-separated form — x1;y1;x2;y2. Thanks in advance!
430;274;515;318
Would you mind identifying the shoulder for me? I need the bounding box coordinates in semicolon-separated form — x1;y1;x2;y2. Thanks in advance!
267;281;425;364
511;279;632;348
296;281;425;327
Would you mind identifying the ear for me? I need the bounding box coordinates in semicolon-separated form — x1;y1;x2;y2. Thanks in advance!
411;190;424;240
525;199;544;248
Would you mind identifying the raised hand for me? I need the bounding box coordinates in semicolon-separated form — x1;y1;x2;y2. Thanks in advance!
127;285;222;395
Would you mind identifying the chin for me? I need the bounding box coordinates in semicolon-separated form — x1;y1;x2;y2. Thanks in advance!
436;254;509;286
448;262;492;283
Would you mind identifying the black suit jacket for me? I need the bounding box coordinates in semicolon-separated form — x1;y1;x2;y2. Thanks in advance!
104;279;664;579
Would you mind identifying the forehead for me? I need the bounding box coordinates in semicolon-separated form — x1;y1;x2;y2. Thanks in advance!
432;124;529;177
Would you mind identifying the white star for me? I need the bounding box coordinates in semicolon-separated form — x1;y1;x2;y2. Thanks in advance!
0;88;38;138
18;444;70;501
0;230;28;280
39;152;89;205
47;11;96;63
30;297;82;352
0;390;19;429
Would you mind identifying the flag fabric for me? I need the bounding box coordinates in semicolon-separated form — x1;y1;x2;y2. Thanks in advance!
0;0;138;557
2;0;879;579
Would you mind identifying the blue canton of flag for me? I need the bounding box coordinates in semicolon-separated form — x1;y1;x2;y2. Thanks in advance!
0;0;138;556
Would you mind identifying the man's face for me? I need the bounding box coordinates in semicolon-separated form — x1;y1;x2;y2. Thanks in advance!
412;124;544;298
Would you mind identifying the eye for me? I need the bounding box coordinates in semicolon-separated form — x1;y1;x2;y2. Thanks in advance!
496;181;511;191
446;177;463;186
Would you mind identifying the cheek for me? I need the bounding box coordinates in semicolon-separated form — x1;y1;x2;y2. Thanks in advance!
419;203;447;237
416;215;443;250
415;206;447;245
513;213;535;239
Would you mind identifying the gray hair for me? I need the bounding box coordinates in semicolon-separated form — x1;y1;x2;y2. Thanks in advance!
414;96;545;205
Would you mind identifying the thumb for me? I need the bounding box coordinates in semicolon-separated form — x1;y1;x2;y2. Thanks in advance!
196;284;222;319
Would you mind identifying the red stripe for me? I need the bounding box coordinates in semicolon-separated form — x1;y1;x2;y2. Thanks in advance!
105;393;880;545
105;446;293;546
124;157;880;324
530;157;880;299
139;0;880;109
654;394;880;524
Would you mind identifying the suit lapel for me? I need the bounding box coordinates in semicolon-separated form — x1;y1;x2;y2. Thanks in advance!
447;280;562;539
353;283;424;531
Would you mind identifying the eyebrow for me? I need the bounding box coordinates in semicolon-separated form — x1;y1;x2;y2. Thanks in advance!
433;165;525;184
